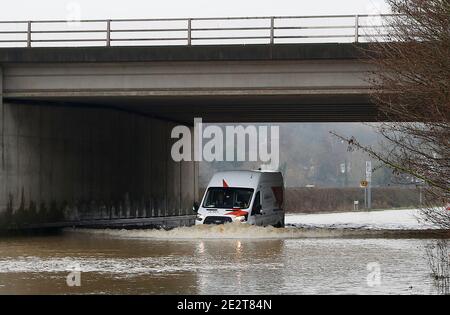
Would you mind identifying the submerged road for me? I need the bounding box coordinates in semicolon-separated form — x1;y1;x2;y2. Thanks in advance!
0;209;448;295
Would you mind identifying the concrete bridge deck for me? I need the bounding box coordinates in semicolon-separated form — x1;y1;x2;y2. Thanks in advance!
1;43;376;123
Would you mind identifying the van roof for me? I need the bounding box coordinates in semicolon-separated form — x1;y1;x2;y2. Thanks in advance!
207;170;283;189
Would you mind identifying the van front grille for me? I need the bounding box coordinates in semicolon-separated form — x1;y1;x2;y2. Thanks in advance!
203;216;233;225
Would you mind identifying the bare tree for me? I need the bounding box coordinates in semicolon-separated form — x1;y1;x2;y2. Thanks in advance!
332;0;450;228
425;240;449;294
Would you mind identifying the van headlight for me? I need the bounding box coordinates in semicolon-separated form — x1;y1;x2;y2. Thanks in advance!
196;214;204;221
233;216;247;222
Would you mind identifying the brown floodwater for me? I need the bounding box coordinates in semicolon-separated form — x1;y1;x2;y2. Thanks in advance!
0;223;446;295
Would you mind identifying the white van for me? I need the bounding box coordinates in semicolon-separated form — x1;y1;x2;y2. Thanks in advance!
195;170;285;227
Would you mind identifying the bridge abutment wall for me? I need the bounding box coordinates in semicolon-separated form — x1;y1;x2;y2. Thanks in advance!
0;101;198;227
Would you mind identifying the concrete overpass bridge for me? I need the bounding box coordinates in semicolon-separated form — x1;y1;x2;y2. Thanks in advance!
0;15;384;230
0;43;375;123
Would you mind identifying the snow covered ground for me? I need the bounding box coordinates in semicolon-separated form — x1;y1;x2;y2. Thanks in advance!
286;209;441;230
72;209;446;241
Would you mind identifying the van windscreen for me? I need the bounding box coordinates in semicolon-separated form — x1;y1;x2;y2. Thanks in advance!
202;188;254;209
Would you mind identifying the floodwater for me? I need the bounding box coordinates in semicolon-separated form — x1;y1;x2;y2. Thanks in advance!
0;210;448;295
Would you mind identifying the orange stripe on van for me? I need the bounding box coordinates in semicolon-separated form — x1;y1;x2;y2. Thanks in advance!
226;209;248;217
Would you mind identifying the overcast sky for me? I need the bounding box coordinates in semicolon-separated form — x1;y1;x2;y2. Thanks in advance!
2;0;390;20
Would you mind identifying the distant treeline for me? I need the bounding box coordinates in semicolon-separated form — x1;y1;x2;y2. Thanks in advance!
284;187;420;213
198;187;421;213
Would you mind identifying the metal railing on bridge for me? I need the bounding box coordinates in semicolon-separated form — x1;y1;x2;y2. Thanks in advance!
0;14;395;48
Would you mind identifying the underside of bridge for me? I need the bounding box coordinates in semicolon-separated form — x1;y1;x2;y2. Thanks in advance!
0;43;377;124
0;43;377;229
6;93;375;124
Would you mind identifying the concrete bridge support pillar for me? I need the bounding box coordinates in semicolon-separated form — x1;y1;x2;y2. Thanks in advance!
0;102;198;228
0;67;4;214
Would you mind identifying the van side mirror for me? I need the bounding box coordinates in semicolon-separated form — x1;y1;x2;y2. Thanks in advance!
192;202;200;213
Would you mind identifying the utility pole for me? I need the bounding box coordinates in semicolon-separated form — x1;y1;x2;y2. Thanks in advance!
419;185;423;205
416;180;425;206
344;159;349;187
339;160;349;187
366;161;372;210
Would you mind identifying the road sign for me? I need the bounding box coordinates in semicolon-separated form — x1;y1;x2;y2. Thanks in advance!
365;161;372;182
360;180;368;188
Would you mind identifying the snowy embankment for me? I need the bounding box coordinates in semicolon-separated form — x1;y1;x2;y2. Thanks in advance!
286;209;442;230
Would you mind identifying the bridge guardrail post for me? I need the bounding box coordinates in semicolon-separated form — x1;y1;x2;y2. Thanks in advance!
106;19;111;46
270;17;275;44
27;21;32;47
187;18;192;46
354;14;359;43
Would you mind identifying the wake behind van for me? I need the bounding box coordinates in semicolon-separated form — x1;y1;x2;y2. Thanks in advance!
195;170;285;227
